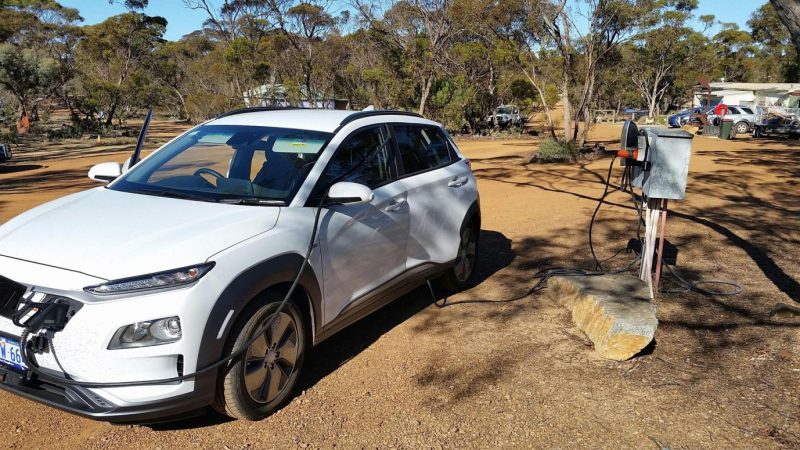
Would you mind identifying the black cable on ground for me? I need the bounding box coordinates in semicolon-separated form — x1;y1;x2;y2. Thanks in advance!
659;261;743;297
588;156;618;271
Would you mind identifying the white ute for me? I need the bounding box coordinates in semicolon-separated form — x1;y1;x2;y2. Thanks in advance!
0;108;480;422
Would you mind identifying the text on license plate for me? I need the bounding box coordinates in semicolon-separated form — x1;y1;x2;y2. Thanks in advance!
0;336;26;371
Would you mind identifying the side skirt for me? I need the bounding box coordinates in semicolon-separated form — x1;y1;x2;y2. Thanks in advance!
313;262;451;345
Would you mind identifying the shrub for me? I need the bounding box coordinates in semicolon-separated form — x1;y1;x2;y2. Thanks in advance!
535;138;578;162
0;129;16;144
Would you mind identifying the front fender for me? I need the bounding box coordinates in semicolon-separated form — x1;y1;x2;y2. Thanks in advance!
196;253;322;369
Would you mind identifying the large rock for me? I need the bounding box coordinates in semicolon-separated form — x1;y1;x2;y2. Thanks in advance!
548;274;657;361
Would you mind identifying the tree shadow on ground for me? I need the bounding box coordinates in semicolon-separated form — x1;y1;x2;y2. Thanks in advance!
149;229;516;430
296;229;515;393
0;164;45;175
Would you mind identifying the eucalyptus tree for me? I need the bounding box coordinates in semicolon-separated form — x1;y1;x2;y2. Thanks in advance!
749;2;798;82
76;7;167;124
353;0;458;115
0;0;81;130
629;0;708;118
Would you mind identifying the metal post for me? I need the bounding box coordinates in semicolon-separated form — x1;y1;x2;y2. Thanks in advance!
653;199;669;292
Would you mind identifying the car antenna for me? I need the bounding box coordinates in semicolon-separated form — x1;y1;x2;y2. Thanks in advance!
129;108;153;168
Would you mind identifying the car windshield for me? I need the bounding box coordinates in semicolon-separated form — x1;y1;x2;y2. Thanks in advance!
496;107;513;115
111;125;332;204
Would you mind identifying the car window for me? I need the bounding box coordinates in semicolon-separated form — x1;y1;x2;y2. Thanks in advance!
393;125;454;175
728;107;741;114
741;107;754;114
147;140;235;183
113;125;332;203
316;125;394;193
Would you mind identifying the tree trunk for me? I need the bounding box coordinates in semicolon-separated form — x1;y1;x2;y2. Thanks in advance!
560;76;571;141
521;66;556;138
770;0;800;55
560;11;572;142
172;86;188;120
648;81;659;119
418;75;433;116
16;101;30;135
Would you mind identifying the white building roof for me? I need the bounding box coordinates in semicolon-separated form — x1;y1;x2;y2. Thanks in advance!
709;82;800;94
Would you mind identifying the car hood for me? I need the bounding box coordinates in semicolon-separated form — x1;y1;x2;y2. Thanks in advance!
0;188;280;280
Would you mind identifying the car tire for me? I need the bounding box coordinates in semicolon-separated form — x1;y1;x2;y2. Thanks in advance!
214;296;307;421
735;122;749;134
438;222;479;292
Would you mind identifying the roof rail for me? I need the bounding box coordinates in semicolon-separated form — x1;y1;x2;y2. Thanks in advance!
338;110;423;127
216;106;301;119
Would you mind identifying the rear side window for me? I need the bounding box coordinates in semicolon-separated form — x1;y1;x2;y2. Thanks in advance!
728;107;741;114
393;125;454;175
741;107;754;114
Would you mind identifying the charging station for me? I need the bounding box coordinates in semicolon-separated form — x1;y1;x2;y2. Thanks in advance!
619;122;693;297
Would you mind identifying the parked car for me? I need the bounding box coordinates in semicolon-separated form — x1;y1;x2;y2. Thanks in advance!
0;143;10;163
0;109;481;422
706;105;757;134
622;107;649;121
667;107;704;127
485;105;525;128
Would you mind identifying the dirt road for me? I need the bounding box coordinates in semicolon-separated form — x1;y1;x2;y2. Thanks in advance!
0;123;798;448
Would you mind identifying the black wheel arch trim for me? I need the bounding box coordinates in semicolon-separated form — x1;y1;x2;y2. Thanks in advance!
197;253;322;370
461;199;481;237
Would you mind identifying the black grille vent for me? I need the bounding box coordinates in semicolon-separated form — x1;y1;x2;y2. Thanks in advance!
0;276;25;320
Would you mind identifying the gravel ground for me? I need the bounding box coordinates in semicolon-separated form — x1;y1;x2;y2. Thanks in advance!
0;122;798;449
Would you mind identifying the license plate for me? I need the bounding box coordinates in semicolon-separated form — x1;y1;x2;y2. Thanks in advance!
0;336;26;371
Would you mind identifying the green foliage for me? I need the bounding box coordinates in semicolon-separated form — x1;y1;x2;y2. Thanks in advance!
0;44;61;106
0;128;17;144
536;138;578;163
1;0;798;143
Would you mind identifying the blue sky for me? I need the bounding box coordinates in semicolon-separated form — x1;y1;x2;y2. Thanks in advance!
60;0;764;42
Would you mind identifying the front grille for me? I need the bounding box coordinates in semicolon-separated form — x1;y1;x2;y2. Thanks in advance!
0;276;25;320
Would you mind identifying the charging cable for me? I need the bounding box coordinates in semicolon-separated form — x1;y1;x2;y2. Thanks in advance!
19;137;394;389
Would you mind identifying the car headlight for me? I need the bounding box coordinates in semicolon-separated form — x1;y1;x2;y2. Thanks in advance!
108;316;182;349
84;263;214;296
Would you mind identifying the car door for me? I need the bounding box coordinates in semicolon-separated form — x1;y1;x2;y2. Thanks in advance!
314;125;410;324
392;124;475;267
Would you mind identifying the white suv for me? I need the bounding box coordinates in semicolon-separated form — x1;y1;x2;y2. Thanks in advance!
0;109;480;422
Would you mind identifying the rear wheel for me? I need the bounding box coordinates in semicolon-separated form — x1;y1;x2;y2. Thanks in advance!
215;297;306;421
438;223;479;291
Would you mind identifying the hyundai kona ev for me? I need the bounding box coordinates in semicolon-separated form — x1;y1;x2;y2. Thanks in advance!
0;108;480;422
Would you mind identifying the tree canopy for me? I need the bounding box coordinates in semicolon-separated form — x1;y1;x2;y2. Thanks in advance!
0;0;796;141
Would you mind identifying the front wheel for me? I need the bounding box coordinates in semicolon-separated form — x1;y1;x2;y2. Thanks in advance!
215;298;306;421
735;121;750;134
438;224;479;291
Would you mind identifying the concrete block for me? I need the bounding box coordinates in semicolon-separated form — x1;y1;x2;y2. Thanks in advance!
548;274;657;361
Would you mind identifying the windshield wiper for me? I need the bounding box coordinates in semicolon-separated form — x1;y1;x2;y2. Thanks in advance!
138;188;217;203
218;197;285;206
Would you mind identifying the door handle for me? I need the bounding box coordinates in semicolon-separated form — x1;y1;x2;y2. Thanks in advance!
448;176;468;188
384;198;406;212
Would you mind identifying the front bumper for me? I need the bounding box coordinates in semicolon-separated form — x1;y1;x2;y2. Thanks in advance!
0;256;225;422
0;361;215;423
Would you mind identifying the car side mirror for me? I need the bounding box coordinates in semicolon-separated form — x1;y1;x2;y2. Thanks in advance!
326;181;374;205
88;162;122;183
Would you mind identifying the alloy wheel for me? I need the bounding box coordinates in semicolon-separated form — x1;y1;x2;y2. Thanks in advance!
243;312;299;404
454;228;477;282
735;122;749;134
